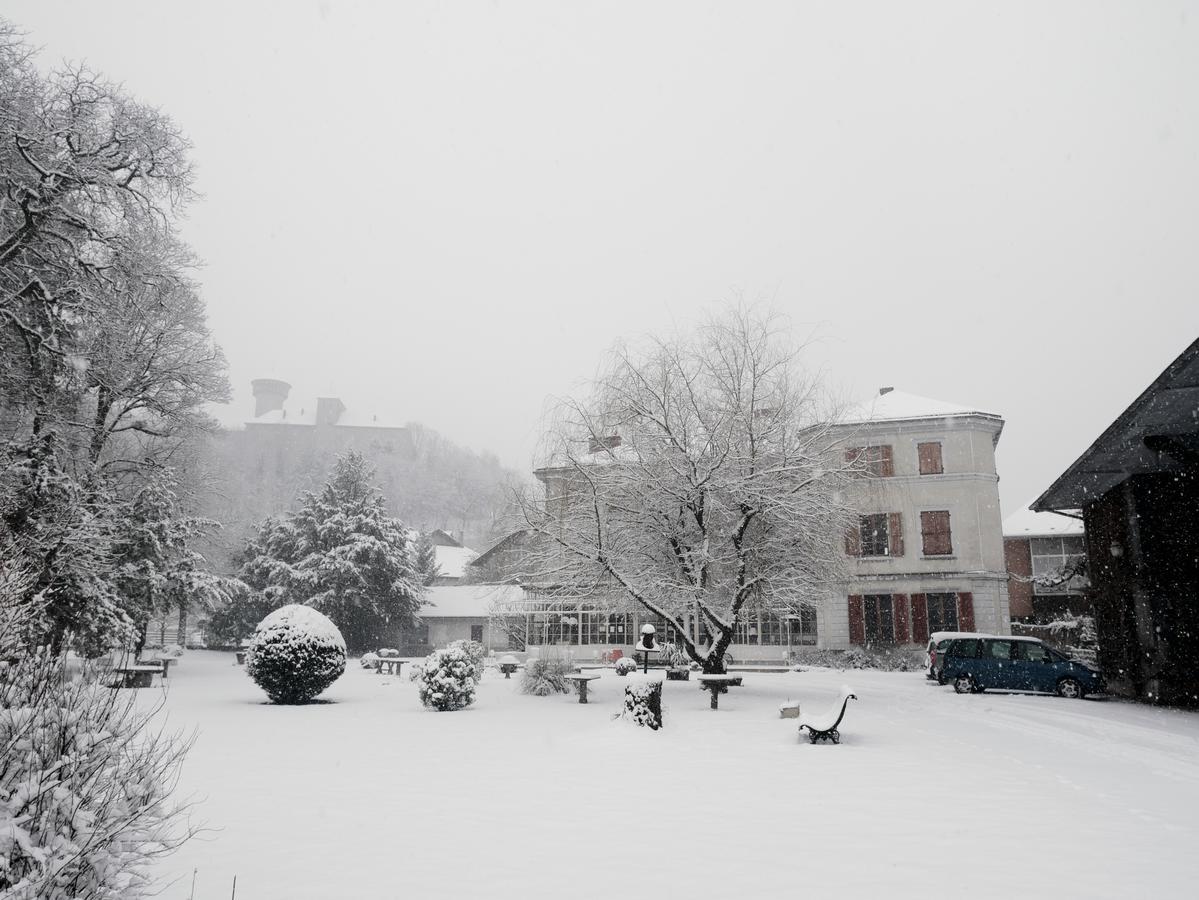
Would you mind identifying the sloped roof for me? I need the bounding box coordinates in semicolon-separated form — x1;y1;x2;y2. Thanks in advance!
841;389;1002;426
1035;337;1199;511
434;545;478;579
1003;504;1084;538
421;584;526;618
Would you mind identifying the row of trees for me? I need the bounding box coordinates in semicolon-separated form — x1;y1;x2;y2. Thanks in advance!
0;20;233;653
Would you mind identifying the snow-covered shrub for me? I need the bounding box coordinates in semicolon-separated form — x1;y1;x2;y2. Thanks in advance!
416;646;477;711
622;678;663;730
520;656;572;695
799;647;922;672
156;643;184;659
614;657;638;676
447;639;486;683
360;652;381;669
378;648;400;659
246;604;347;704
0;654;194;899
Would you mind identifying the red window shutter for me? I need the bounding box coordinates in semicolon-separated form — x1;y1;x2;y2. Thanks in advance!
957;592;975;631
918;442;943;475
921;510;953;556
911;593;929;643
848;595;865;645
879;445;894;477
845;523;861;557
845;447;862;464
892;594;910;643
888;513;904;557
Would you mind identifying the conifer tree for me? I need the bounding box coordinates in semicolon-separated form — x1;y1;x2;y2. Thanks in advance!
238;452;425;653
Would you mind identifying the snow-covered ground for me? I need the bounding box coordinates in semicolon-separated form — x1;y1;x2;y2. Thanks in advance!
149;651;1199;899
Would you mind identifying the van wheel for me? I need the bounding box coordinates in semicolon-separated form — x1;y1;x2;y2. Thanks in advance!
1057;677;1084;699
953;675;976;694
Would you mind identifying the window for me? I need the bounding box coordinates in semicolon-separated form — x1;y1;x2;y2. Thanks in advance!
986;640;1013;660
1017;641;1052;663
1030;536;1088;595
948;638;980;659
470;624;484;643
926;592;959;633
847;445;894;477
920;510;953;556
605;614;631;644
859;514;890;557
917;441;944;475
863;594;894;644
793;606;818;645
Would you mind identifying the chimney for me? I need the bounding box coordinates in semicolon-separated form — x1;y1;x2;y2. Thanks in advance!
315;397;346;427
251;378;291;417
879;386;894;396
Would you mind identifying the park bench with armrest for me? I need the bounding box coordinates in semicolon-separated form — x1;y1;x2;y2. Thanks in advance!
798;687;857;744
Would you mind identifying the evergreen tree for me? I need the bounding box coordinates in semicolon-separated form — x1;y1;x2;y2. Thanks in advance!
414;533;441;586
238;452;425;653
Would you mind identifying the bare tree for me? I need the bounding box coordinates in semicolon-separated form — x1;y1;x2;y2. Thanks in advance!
518;308;855;673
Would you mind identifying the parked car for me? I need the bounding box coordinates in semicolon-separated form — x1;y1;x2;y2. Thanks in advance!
940;636;1104;698
925;631;993;683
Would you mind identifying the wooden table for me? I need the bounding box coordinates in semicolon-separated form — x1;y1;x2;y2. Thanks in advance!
152;658;176;678
565;673;601;704
697;674;743;710
377;658;407;677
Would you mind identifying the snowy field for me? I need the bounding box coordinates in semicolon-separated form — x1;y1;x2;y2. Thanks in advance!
148;651;1199;900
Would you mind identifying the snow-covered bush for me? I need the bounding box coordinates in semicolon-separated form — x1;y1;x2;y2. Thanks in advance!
520;656;572;695
156;643;184;659
447;639;486;683
622;678;663;729
798;647;922;672
614;657;638;676
0;654;194;899
360;652;381;669
378;648;400;659
416;646;477;711
246;604;347;704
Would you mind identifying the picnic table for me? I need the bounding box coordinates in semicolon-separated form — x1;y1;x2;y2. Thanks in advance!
110;664;162;689
564;672;601;704
697;674;743;710
149;657;176;678
377;658;407;677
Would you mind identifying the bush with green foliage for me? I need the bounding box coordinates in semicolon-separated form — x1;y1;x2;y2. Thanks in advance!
416;646;477;711
246;605;347;704
447;639;487;683
520;656;573;695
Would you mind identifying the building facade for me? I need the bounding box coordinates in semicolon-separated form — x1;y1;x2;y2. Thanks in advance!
463;388;1009;661
1003;505;1088;621
829;389;1011;649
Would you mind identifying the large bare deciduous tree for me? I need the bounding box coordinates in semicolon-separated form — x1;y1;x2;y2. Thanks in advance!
519;309;855;673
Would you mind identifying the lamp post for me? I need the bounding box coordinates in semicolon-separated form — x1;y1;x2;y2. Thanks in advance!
637;624;660;674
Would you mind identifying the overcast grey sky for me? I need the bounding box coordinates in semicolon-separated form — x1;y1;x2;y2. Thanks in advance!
7;1;1198;515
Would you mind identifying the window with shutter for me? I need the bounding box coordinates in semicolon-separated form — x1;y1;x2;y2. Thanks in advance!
920;510;953;556
859;514;889;557
888;513;904;557
917;441;943;475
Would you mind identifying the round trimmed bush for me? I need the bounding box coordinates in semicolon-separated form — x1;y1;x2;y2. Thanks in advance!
417;646;477;711
246;604;347;704
614;657;638;676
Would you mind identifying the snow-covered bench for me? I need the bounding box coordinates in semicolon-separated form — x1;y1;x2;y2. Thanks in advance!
798;686;856;744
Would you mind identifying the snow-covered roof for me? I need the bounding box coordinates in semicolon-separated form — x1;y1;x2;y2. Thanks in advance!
246;406;405;430
434;545;479;579
421;584;526;619
1003;504;1084;538
840;390;1002;426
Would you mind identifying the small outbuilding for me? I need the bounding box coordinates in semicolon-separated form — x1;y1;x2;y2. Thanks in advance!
1034;337;1199;705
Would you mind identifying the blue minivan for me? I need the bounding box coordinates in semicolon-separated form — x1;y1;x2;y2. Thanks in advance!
940;636;1104;699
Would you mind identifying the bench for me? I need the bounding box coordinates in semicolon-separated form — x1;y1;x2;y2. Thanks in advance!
108;664;162;689
697;674;743;710
377;658;407;677
565;673;600;703
798;687;856;744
